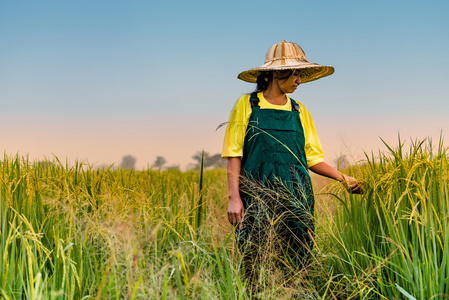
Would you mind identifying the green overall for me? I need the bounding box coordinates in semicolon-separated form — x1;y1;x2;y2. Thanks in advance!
237;92;315;272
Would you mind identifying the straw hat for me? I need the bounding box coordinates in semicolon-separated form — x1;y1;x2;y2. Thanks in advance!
237;40;334;84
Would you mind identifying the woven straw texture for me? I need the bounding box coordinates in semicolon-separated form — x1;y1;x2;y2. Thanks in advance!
238;40;334;84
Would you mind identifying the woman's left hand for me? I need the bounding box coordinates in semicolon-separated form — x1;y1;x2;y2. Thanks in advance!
309;162;364;194
341;174;364;194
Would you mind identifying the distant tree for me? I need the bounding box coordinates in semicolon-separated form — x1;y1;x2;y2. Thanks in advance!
334;155;349;171
209;153;227;168
191;151;210;170
191;151;226;169
152;156;167;170
120;155;136;169
166;165;180;171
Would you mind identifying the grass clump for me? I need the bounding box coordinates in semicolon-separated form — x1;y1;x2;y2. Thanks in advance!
0;156;246;299
323;137;449;299
2;136;449;299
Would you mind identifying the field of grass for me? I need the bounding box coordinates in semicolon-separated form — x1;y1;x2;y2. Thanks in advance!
1;138;449;299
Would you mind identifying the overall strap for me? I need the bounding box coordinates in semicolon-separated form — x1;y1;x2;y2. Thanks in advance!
249;92;260;107
290;98;300;112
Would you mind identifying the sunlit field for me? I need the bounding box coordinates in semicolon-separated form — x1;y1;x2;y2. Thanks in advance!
1;138;448;299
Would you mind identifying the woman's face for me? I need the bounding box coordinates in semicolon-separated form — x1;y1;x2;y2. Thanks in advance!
274;70;301;94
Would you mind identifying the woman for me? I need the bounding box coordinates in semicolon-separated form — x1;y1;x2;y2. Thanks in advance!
222;40;362;285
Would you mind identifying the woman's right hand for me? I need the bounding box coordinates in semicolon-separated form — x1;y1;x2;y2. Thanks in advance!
226;157;244;227
227;196;244;226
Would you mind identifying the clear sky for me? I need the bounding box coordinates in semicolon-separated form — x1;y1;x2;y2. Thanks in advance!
1;0;448;169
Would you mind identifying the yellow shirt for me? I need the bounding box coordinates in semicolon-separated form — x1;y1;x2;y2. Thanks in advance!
221;92;324;168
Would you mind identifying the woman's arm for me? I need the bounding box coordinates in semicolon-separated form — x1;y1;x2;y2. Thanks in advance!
309;162;363;193
226;157;245;225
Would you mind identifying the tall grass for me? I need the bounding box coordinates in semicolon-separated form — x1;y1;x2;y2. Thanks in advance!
325;137;449;299
0;155;247;299
2;137;448;299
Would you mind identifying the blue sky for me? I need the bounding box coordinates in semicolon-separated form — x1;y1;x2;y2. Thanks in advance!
1;1;448;169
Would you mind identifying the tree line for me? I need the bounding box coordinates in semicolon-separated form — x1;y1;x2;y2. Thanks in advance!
119;151;227;170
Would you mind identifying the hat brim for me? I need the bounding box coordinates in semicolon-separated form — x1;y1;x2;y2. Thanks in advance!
237;61;334;84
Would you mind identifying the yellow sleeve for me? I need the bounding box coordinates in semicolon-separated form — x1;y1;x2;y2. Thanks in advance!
221;94;251;158
298;104;325;168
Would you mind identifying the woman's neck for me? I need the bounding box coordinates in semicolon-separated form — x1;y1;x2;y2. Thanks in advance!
263;86;287;105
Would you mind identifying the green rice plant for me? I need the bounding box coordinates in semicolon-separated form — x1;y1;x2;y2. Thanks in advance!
0;154;251;299
326;137;449;299
9;146;436;298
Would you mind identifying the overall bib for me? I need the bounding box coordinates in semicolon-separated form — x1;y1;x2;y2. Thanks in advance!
237;92;315;275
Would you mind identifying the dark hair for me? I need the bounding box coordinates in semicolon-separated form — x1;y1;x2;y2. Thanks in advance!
255;71;273;92
255;70;295;92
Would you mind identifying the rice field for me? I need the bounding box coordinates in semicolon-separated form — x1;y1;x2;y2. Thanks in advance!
1;138;449;299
